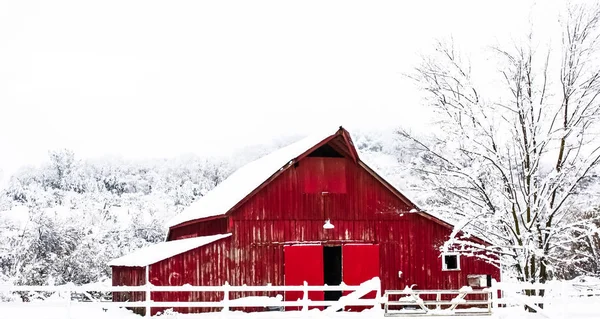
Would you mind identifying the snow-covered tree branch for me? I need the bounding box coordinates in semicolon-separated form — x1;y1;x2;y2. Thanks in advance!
402;3;600;283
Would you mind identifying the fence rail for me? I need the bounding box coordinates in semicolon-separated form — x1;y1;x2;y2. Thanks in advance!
2;278;600;318
382;280;600;318
0;277;382;317
490;281;600;319
384;288;492;317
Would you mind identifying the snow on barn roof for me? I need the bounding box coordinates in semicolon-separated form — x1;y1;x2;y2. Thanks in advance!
166;127;341;228
108;233;232;267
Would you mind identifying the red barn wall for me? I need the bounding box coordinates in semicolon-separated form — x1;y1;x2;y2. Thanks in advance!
147;239;231;315
234;156;497;289
158;153;499;313
112;266;146;315
168;155;499;289
168;217;228;241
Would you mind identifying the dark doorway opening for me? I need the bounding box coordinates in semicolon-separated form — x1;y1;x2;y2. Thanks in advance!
323;246;342;302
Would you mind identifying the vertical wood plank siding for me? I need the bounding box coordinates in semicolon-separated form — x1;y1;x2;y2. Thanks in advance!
111;266;146;315
168;217;228;240
115;140;500;314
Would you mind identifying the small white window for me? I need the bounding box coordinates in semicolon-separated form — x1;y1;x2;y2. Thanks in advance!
442;253;460;271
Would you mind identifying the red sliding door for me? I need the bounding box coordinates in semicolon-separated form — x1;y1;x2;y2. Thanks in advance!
342;244;380;311
284;244;324;310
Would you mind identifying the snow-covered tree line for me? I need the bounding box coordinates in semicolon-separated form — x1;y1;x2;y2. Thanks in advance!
0;139;299;286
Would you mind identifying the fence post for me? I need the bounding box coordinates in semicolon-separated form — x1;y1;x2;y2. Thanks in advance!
145;265;151;318
222;281;230;312
491;279;498;310
375;280;382;310
302;281;309;312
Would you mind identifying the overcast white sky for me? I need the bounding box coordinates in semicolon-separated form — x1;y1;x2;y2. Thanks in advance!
0;0;565;184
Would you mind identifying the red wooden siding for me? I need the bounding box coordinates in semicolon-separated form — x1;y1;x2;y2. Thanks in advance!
112;266;146;315
169;217;228;241
300;157;347;194
233;156;412;222
147;238;231;315
224;154;498;292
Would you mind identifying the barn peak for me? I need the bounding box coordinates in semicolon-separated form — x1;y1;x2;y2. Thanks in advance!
166;126;360;228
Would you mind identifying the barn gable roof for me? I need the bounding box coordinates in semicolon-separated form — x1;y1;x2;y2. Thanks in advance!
166;126;457;236
167;127;356;228
108;233;231;267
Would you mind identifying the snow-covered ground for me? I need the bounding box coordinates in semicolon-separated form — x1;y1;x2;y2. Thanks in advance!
2;277;600;319
1;305;599;319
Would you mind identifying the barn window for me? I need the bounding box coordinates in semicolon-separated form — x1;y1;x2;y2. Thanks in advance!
442;253;460;271
301;157;347;193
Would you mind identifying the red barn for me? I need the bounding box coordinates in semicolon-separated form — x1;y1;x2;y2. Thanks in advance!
110;127;499;315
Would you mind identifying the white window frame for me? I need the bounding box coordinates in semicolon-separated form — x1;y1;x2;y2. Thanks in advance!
442;253;461;271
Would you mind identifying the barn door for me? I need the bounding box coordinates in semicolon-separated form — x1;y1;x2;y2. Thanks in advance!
342;244;380;311
284;244;324;310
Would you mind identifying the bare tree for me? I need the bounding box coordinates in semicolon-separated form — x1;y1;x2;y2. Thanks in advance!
402;3;600;283
555;209;600;278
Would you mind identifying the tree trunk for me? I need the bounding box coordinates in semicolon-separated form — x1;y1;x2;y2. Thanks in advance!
522;255;547;312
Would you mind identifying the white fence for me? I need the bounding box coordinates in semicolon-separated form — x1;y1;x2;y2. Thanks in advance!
384;288;493;316
383;280;600;318
2;278;600;318
490;281;600;319
0;277;382;317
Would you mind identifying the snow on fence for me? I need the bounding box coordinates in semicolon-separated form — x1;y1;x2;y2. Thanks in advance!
3;278;600;318
490;280;600;319
0;277;382;317
384;286;492;317
382;279;600;318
